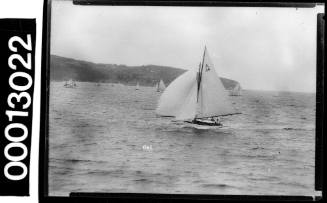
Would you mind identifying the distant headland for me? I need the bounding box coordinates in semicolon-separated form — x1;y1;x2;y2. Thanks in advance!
50;55;240;90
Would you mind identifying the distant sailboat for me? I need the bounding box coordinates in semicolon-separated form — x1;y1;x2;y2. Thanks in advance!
229;83;241;96
156;79;166;92
156;47;238;126
117;82;124;87
135;82;140;90
65;79;76;88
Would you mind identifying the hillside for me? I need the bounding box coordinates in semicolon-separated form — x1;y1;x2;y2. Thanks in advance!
50;55;239;89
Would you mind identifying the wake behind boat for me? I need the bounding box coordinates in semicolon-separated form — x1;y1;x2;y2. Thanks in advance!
156;46;239;126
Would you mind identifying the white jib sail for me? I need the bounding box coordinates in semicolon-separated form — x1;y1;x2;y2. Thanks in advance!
156;69;197;117
196;48;235;118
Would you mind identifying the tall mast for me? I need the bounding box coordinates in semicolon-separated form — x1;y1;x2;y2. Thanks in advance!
197;46;206;102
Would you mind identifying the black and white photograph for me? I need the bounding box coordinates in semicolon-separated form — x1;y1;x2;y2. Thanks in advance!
48;0;323;197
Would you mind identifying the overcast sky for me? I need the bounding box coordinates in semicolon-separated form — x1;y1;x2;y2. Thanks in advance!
51;1;324;92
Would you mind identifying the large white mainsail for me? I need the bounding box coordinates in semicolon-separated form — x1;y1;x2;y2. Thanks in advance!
156;47;236;121
195;47;235;118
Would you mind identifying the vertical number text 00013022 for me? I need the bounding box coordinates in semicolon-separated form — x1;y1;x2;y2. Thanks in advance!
4;34;33;181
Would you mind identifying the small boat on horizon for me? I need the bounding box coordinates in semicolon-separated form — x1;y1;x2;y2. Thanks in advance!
229;83;242;96
64;79;76;88
156;79;166;92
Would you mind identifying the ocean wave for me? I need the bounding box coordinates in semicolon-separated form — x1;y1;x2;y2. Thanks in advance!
50;157;107;164
133;178;153;183
282;127;314;131
233;126;315;131
251;147;265;150
87;169;124;176
248;176;280;182
278;181;310;189
201;183;236;189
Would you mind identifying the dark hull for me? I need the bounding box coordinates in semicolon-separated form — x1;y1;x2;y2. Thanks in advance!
185;119;222;126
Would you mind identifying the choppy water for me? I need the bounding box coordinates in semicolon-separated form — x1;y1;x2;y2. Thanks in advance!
49;81;316;196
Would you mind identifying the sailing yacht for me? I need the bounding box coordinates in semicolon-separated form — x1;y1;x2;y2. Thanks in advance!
156;47;237;126
65;79;75;88
135;82;140;90
229;83;241;96
156;79;166;92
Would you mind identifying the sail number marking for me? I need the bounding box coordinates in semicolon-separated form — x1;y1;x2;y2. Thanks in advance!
3;34;32;181
205;64;210;71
